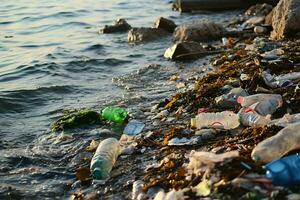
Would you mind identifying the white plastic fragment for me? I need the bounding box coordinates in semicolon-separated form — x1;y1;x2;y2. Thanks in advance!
187;150;239;174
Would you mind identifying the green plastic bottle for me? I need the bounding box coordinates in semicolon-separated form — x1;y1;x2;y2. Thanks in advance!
101;107;128;123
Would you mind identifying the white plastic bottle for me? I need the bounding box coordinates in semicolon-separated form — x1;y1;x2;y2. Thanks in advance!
238;108;271;127
90;138;121;179
237;94;283;116
251;122;300;163
191;111;240;130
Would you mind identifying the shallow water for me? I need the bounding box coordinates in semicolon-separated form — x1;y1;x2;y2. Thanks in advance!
0;0;241;199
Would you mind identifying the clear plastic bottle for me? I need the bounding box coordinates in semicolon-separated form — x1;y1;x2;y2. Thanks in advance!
251;122;300;163
191;111;240;130
264;153;300;186
238;108;271;127
237;94;283;116
90;138;121;179
271;113;300;127
101;107;128;123
215;87;248;108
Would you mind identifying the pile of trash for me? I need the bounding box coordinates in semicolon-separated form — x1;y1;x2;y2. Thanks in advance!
48;0;300;199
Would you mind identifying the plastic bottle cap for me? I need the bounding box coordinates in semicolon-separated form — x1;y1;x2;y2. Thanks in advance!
93;168;103;179
237;96;243;104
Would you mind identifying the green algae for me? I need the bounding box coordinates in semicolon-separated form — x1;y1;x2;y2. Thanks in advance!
51;109;101;132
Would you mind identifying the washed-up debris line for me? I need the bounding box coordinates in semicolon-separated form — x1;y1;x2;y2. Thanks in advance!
56;2;300;199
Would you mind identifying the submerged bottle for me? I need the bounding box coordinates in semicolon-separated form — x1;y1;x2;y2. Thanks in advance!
90;138;121;179
251;122;300;163
264;154;300;186
101;107;128;123
191;111;240;130
237;94;283;116
238;108;271;127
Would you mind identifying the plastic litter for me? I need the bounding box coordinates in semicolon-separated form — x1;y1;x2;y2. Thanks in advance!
90;138;121;179
167;137;200;146
264;153;300;186
153;189;184;200
132;180;145;200
262;71;293;88
261;49;284;60
193;179;211;197
124;120;145;136
251;122;300;163
238;107;271;127
187;150;239;175
191;111;240;130
101;107;128;123
237;94;283;116
215;87;248;108
271;113;300;127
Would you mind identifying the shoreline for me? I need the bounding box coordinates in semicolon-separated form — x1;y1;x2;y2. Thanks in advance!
47;1;300;199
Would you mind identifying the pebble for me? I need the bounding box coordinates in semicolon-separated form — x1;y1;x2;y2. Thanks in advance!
254;26;268;34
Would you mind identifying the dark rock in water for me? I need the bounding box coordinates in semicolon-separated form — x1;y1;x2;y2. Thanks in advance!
51;109;101;132
173;20;226;42
173;0;254;12
245;3;273;16
100;18;131;34
128;27;168;42
153;17;177;33
164;41;206;60
271;0;300;40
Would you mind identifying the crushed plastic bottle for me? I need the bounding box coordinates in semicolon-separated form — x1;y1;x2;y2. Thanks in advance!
124;120;145;136
264;153;300;186
237;94;283;116
215;87;248;108
271;113;300;127
101;107;128;123
90;138;121;179
262;71;293;88
251;122;300;163
191;111;240;130
238;107;271;127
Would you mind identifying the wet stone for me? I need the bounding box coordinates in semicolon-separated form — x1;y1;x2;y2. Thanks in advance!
100;18;132;34
128;28;169;42
153;17;177;33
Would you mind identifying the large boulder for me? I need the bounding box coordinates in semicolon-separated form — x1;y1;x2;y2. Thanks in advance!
271;0;300;40
153;17;177;33
128;28;168;42
100;18;131;34
164;41;206;60
173;20;226;42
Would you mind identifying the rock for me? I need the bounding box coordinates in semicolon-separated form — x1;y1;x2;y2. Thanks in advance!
164;41;206;60
128;28;168;42
173;20;226;42
271;0;300;40
244;16;265;26
153;17;177;33
173;0;254;12
245;3;273;16
265;9;274;25
100;19;131;34
254;26;268;34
